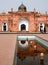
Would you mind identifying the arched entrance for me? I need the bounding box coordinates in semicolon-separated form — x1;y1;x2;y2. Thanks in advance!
21;24;26;31
19;18;28;31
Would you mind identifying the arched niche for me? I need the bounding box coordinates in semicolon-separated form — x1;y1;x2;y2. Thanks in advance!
2;22;8;31
39;22;46;33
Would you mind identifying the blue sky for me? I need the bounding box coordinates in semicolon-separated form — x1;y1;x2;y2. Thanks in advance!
0;0;48;13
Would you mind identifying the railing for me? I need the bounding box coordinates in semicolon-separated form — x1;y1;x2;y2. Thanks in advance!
17;35;48;50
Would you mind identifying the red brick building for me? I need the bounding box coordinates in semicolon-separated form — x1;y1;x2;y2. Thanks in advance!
0;4;48;65
0;4;48;32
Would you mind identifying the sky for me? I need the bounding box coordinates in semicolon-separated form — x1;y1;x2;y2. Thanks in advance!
0;0;48;13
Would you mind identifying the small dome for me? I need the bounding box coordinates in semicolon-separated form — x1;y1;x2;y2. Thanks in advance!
18;4;26;11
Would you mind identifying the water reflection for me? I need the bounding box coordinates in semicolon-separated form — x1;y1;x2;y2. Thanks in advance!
40;59;44;65
17;54;48;65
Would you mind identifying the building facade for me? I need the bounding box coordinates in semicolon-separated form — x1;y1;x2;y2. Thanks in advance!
0;4;48;33
0;4;48;65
